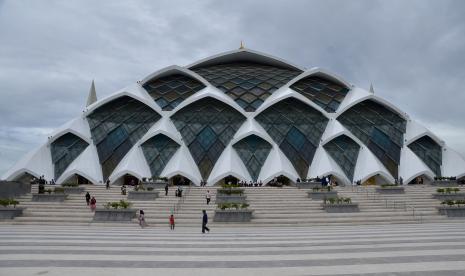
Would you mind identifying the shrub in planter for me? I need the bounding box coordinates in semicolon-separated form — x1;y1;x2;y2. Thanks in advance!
38;184;45;194
380;184;398;188
53;187;65;193
62;183;79;187
104;200;133;210
0;199;19;208
147;187;154;191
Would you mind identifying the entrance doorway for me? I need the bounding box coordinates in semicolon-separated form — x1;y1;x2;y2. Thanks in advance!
123;174;140;186
267;175;290;186
170;175;191;186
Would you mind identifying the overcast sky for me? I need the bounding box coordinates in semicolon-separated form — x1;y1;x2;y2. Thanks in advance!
1;0;464;176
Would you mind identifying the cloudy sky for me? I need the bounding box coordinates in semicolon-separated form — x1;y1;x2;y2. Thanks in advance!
0;0;464;176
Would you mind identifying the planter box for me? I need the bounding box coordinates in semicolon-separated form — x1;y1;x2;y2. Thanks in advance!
432;181;458;187
32;194;68;202
62;187;85;194
323;203;359;213
0;207;24;219
142;182;168;189
307;191;338;200
127;191;159;200
376;186;405;194
433;193;465;200
213;209;253;222
296;182;323;189
216;194;247;204
437;206;465;217
93;208;137;222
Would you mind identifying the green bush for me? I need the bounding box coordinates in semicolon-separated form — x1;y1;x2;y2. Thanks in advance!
381;184;398;188
437;188;445;193
46;189;52;194
147;187;154;191
104;200;132;210
54;187;65;194
325;197;352;205
217;202;249;210
453;188;460;193
62;183;79;187
118;200;132;209
217;188;243;195
0;199;19;208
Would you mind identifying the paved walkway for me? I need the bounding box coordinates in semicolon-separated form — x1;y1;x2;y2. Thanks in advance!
1;222;465;275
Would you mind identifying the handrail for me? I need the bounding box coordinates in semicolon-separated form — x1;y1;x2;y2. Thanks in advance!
350;185;423;223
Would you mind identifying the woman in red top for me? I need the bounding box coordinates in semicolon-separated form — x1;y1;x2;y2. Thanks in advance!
90;197;96;211
169;214;175;230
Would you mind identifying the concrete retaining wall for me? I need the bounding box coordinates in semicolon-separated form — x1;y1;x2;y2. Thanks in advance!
433;193;465;200
63;187;85;194
376;187;405;194
32;194;68;202
296;182;322;189
216;195;247;204
93;209;137;222
127;191;159;200
307;191;338;200
438;207;465;217
323;203;359;213
0;181;31;198
0;207;24;219
213;210;253;222
432;181;458;187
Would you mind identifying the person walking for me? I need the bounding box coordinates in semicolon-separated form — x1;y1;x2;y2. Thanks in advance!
85;192;91;206
169;214;175;230
138;210;147;228
105;179;110;190
206;190;211;205
165;183;169;196
90;197;97;211
202;210;210;233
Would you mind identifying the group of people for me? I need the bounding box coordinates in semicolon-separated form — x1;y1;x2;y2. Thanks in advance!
237;180;263;187
85;192;97;211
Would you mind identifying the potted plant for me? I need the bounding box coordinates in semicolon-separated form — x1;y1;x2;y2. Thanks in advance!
128;184;159;200
433;187;465;201
0;198;24;219
93;200;137;222
376;184;405;194
322;196;359;212
438;199;465;217
216;184;247;204
213;202;253;222
61;183;85;194
307;186;338;200
32;187;68;202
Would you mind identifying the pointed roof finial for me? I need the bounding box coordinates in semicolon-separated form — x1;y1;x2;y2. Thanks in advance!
369;82;375;94
86;80;97;107
239;40;244;49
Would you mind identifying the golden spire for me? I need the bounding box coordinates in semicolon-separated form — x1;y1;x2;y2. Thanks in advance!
239;40;244;49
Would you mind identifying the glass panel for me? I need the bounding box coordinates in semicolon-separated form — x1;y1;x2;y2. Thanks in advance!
171;97;246;180
87;96;161;180
337;99;406;178
233;135;272;181
141;134;180;178
193;62;302;112
51;133;89;180
256;98;329;178
408;136;442;176
323;135;360;181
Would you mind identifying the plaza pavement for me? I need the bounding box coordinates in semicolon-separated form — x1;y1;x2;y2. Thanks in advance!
0;222;465;275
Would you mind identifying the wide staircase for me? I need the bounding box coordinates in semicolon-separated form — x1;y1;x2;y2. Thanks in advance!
0;184;457;227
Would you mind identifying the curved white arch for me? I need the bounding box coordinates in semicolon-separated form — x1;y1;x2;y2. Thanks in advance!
109;145;151;183
84;83;162;116
169;86;249;118
257;144;300;185
161;144;202;186
405;120;444;146
360;171;394;184
308;145;352;185
320;119;364;148
138;117;183;146
404;170;434;185
230;117;274;146
2;143;53;181
285;67;351;90
442;146;465;178
48;117;92;145
7;169;41;182
56;144;103;184
335;89;409;121
399;146;436;184
207;144;252;186
254;87;331;120
353;146;395;184
187;48;304;71
140;65;211;87
57;170;101;185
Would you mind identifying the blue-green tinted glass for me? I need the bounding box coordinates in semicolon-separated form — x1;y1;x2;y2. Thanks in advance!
255;98;329;178
141;134;180;178
233;135;272;181
51;132;89;180
337;100;406;178
171;97;246;179
192;62;302;112
408;136;442;176
143;74;205;111
87;96;161;180
290;76;349;113
323;135;360;181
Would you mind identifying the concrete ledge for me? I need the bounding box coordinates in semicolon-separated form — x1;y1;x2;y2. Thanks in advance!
296;182;322;189
142;182;168;189
432;181;458;187
217;188;245;195
213;209;253;222
32;194;68;202
0;207;24;219
127;191;159;200
216;195;247;204
433;193;465;200
62;187;85;194
307;191;338;200
323;203;359;213
437;206;465;217
0;181;30;198
376;187;405;194
93;208;137;222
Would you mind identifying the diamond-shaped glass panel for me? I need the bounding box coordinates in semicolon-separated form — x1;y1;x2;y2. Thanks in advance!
141;134;180;178
323;135;360;181
51;133;89;180
233;135;272;181
408;136;442;177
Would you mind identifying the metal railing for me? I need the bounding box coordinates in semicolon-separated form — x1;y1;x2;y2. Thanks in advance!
350;185;423;223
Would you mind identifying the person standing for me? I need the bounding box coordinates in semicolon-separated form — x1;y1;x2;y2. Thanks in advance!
85;192;91;206
206;190;211;205
138;210;146;228
202;210;210;233
106;179;110;190
165;183;169;196
169;214;175;230
90;197;97;211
